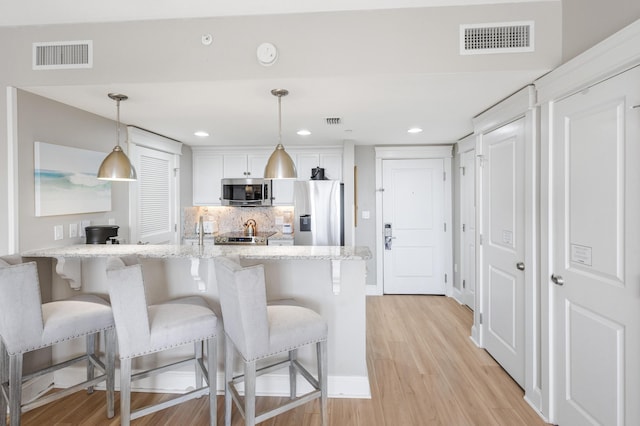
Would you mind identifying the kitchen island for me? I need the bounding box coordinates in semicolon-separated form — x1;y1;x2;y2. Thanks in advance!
21;244;372;399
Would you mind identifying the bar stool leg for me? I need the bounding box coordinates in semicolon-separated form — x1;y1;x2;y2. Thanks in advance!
317;341;328;426
207;337;217;426
9;354;22;426
119;358;132;426
105;328;116;419
195;341;203;389
224;335;233;426
86;333;96;394
244;361;256;426
289;349;298;399
0;341;7;425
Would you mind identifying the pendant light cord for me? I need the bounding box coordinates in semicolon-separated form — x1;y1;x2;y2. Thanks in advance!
278;94;282;146
116;98;121;148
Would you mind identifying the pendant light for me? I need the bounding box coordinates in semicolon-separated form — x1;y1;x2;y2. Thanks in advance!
97;93;137;181
264;88;297;179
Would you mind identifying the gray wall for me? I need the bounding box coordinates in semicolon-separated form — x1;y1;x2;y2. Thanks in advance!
562;0;640;61
17;90;130;251
354;146;377;287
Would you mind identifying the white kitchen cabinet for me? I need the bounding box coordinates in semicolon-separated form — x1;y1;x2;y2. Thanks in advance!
223;154;269;178
295;152;342;181
192;153;223;205
271;179;294;205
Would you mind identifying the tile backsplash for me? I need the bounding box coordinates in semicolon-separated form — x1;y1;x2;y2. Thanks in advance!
183;206;294;238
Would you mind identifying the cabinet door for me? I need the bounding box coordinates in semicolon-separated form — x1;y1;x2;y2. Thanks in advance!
193;154;223;205
321;153;343;181
223;154;249;178
271;180;294;205
296;153;320;180
247;154;269;178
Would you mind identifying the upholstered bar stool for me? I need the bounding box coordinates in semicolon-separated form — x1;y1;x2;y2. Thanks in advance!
214;257;328;426
105;258;218;426
0;259;116;426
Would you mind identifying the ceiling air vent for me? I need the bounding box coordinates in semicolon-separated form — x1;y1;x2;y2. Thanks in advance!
33;40;93;70
460;21;534;55
325;117;341;125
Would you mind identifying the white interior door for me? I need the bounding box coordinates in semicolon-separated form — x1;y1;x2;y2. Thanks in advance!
551;66;640;426
382;158;446;294
481;118;526;387
460;149;476;309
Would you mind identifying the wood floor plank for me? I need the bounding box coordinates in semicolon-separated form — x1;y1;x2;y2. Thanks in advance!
18;295;548;425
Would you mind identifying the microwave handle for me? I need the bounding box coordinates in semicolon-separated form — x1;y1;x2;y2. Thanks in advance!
228;200;263;206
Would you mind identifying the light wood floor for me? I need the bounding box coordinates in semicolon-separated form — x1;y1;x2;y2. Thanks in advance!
17;295;548;425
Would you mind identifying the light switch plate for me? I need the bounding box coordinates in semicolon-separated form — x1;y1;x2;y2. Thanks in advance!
362;210;371;219
69;223;78;238
54;225;63;240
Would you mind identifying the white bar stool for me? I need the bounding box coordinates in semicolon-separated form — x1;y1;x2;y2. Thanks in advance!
214;257;328;426
0;259;116;426
106;258;218;426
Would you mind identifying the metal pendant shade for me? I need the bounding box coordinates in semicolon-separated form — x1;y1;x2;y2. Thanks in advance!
98;93;137;181
264;89;297;179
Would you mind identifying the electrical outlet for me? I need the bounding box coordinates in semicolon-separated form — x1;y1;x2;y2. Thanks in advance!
69;223;78;238
203;221;214;234
54;225;63;240
80;220;90;237
362;210;371;219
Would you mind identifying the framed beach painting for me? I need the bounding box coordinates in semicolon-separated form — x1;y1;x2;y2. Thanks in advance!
34;141;112;216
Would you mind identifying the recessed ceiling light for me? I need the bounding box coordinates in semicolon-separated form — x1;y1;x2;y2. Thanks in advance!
297;129;311;136
407;127;423;134
194;131;209;137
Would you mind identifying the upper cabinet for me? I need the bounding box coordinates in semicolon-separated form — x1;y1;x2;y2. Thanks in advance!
223;153;269;178
192;146;343;206
192;152;224;206
294;150;343;181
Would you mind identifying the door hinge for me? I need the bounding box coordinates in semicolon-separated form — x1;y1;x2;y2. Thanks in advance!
479;313;483;324
175;224;177;232
479;234;483;245
444;273;448;283
478;155;486;168
461;166;466;176
462;279;466;289
173;168;178;177
444;222;447;232
443;171;446;181
462;223;466;232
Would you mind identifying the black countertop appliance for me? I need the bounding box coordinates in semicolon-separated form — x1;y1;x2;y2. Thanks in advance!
85;225;119;244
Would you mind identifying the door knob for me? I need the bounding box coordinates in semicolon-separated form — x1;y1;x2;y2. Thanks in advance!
551;274;564;286
516;262;525;271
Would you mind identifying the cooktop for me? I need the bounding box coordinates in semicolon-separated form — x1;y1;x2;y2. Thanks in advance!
214;231;276;245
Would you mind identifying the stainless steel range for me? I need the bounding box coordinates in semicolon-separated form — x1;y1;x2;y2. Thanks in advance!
214;231;275;245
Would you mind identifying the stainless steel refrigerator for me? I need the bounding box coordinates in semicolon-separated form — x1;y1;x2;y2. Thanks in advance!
293;180;344;246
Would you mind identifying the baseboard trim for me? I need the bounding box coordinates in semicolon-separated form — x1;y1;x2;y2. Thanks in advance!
54;366;371;399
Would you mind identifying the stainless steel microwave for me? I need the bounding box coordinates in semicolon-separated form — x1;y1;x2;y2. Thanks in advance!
220;178;272;206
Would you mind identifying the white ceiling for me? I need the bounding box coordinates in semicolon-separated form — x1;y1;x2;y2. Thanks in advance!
11;0;557;147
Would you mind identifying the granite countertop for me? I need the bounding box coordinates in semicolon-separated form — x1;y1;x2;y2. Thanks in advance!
22;244;372;261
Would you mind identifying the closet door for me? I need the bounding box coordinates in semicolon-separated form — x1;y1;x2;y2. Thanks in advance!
551;66;640;426
481;118;526;387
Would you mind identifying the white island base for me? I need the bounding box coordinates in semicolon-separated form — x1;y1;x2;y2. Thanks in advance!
22;245;371;399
